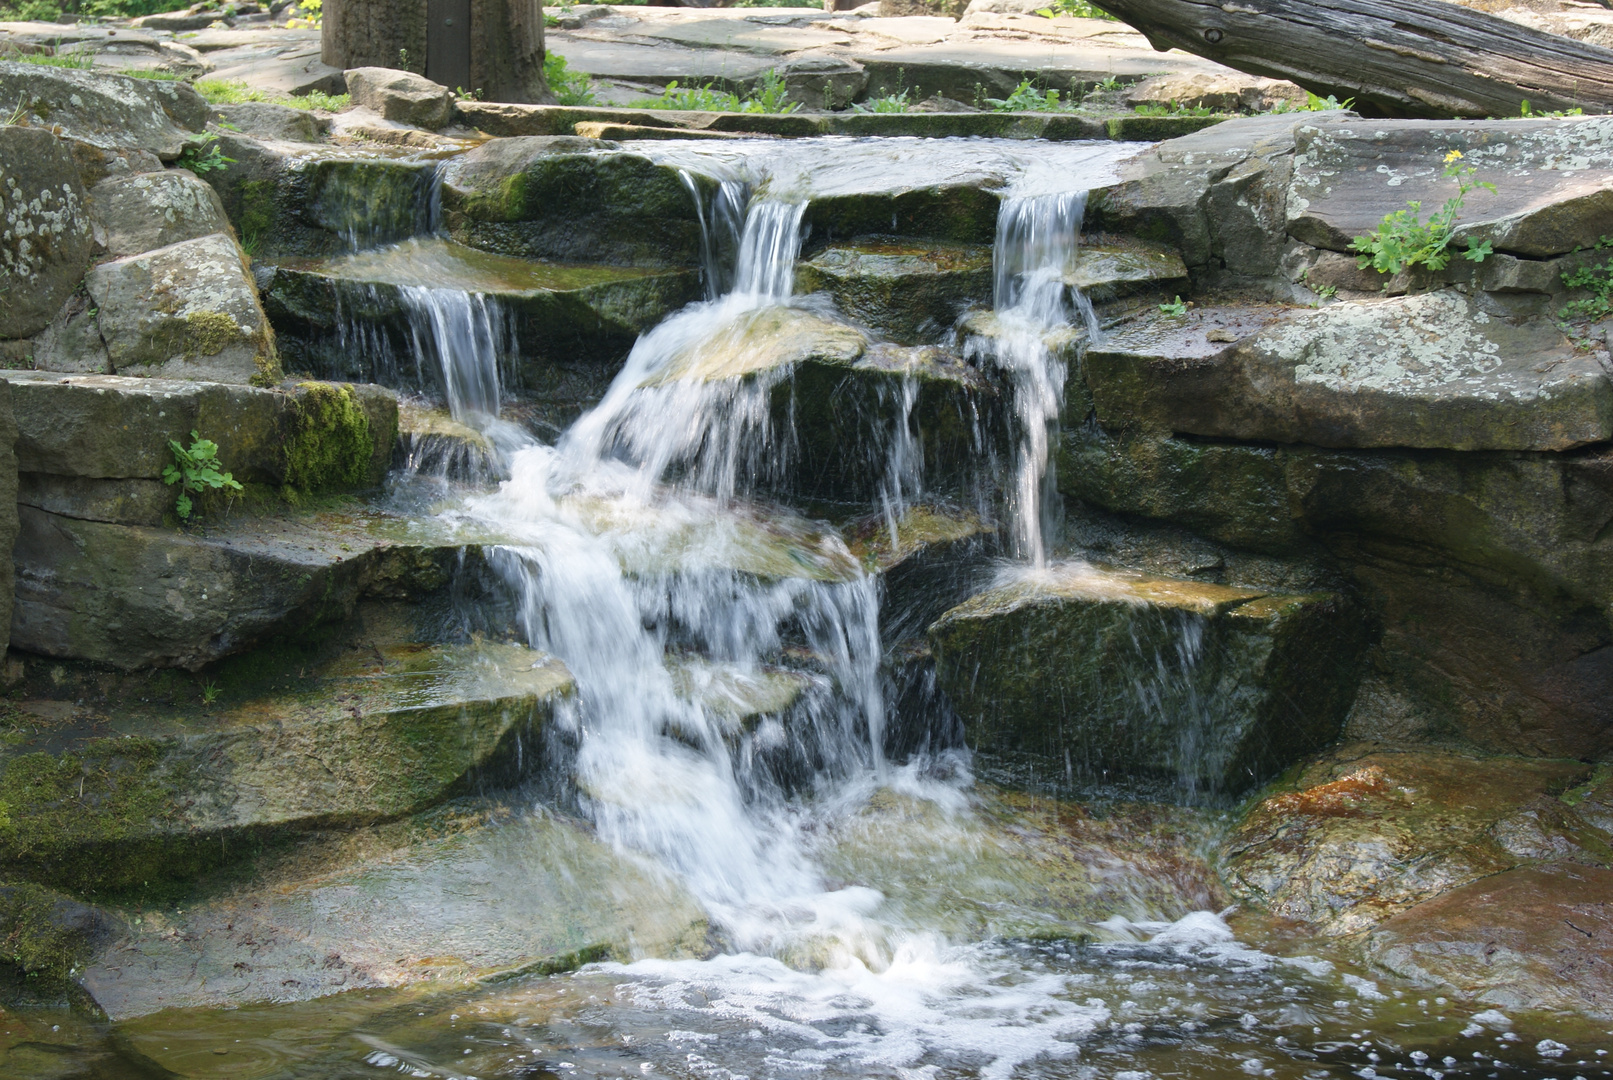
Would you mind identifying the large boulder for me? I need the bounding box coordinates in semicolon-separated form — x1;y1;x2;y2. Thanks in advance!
1083;292;1613;452
928;562;1368;799
344;67;454;130
437;136;711;268
0;126;92;341
87;170;234;258
212;101;330;144
0;61;209;160
83;233;280;384
1223;748;1608;936
0;641;575;891
1364;863;1613;1018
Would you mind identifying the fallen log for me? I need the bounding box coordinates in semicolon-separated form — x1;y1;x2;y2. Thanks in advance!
1092;0;1613;118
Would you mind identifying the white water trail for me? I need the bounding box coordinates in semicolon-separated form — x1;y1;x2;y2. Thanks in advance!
399;285;505;424
969;190;1096;566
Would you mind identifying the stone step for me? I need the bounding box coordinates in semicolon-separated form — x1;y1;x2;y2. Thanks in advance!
0;641;575;893
260;236;702;382
1082;293;1613;452
926;561;1369;799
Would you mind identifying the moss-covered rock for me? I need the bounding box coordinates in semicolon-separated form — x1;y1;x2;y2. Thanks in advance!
438;136;711;268
795;238;994;344
0;642;574;892
928;562;1368;799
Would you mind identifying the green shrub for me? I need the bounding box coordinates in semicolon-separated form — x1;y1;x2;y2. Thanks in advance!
1350;150;1495;275
544;52;596;107
985;79;1069;112
635;69;799;114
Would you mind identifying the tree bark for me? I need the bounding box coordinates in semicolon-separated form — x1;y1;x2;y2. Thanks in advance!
1093;0;1613;118
322;0;552;103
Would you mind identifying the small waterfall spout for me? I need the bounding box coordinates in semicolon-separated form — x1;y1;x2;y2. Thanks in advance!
970;190;1096;566
400;285;508;425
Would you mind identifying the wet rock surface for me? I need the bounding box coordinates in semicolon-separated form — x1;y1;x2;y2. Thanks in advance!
1223;747;1610;936
1364;863;1613;1018
929;562;1368;798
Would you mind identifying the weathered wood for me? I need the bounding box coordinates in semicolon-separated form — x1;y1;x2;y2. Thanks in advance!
322;0;551;103
1093;0;1613;118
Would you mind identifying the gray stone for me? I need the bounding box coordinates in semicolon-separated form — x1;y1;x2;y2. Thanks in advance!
928;562;1367;799
11;505;455;669
0;61;209;160
204;38;346;97
85;232;279;384
780;52;867;111
213;100;329;143
88;170;233;258
1288;116;1613;258
0;126;92;340
1083;291;1613;451
134;11;230;30
18;474;176;527
29;296;110;375
344;66;453;130
0;379;15;658
1124;71;1304;113
3;371;397;490
1364;863;1613;1017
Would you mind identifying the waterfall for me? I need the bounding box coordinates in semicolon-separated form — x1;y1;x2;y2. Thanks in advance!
399;285;507;424
969;190;1096;566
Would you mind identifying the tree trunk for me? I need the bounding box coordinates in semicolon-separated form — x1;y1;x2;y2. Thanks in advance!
322;0;552;103
1093;0;1613;118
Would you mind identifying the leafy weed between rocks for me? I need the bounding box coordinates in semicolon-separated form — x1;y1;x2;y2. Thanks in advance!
195;79;349;110
854;89;913;114
1350;149;1495;275
986;79;1073;113
176;132;233;173
1561;236;1613;323
163;430;242;521
544;52;596;107
1034;0;1117;19
635;69;799;114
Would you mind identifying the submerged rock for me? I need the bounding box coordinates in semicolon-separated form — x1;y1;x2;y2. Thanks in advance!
83;233;280;384
0;642;574;893
928;561;1367;798
1364;863;1613;1018
1085;292;1613;452
1223;748;1609;936
0;126;93;341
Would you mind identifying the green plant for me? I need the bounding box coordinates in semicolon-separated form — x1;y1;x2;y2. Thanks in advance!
118;67;184;79
1561;236;1613;323
196;78;268;104
1350;150;1495;275
1;49;94;69
200;681;221;705
853;89;912;114
1034;0;1116;17
290;89;348;111
297;0;320;23
398;48;409;69
544;52;596;107
176;133;234;173
986;79;1066;112
163;431;242;520
635;69;798;114
1133;100;1215;117
1520;99;1583;118
1159;296;1188;316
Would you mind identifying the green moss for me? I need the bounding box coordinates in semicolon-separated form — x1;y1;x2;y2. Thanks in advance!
0;883;99;981
0;738;195;892
283;382;373;492
184;309;245;357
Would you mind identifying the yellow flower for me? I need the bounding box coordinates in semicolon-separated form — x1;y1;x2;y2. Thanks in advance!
1444;149;1464;163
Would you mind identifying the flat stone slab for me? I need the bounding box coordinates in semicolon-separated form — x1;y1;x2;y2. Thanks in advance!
0;641;574;893
928;561;1367;799
1288;117;1613;258
1364;862;1613;1018
796;238;994;344
85;808;705;1020
1084;291;1613;451
1223;748;1607;937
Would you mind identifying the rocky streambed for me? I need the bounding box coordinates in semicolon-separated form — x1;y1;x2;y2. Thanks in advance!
0;57;1611;1080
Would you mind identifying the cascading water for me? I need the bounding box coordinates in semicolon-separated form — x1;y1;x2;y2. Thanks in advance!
966;191;1097;566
